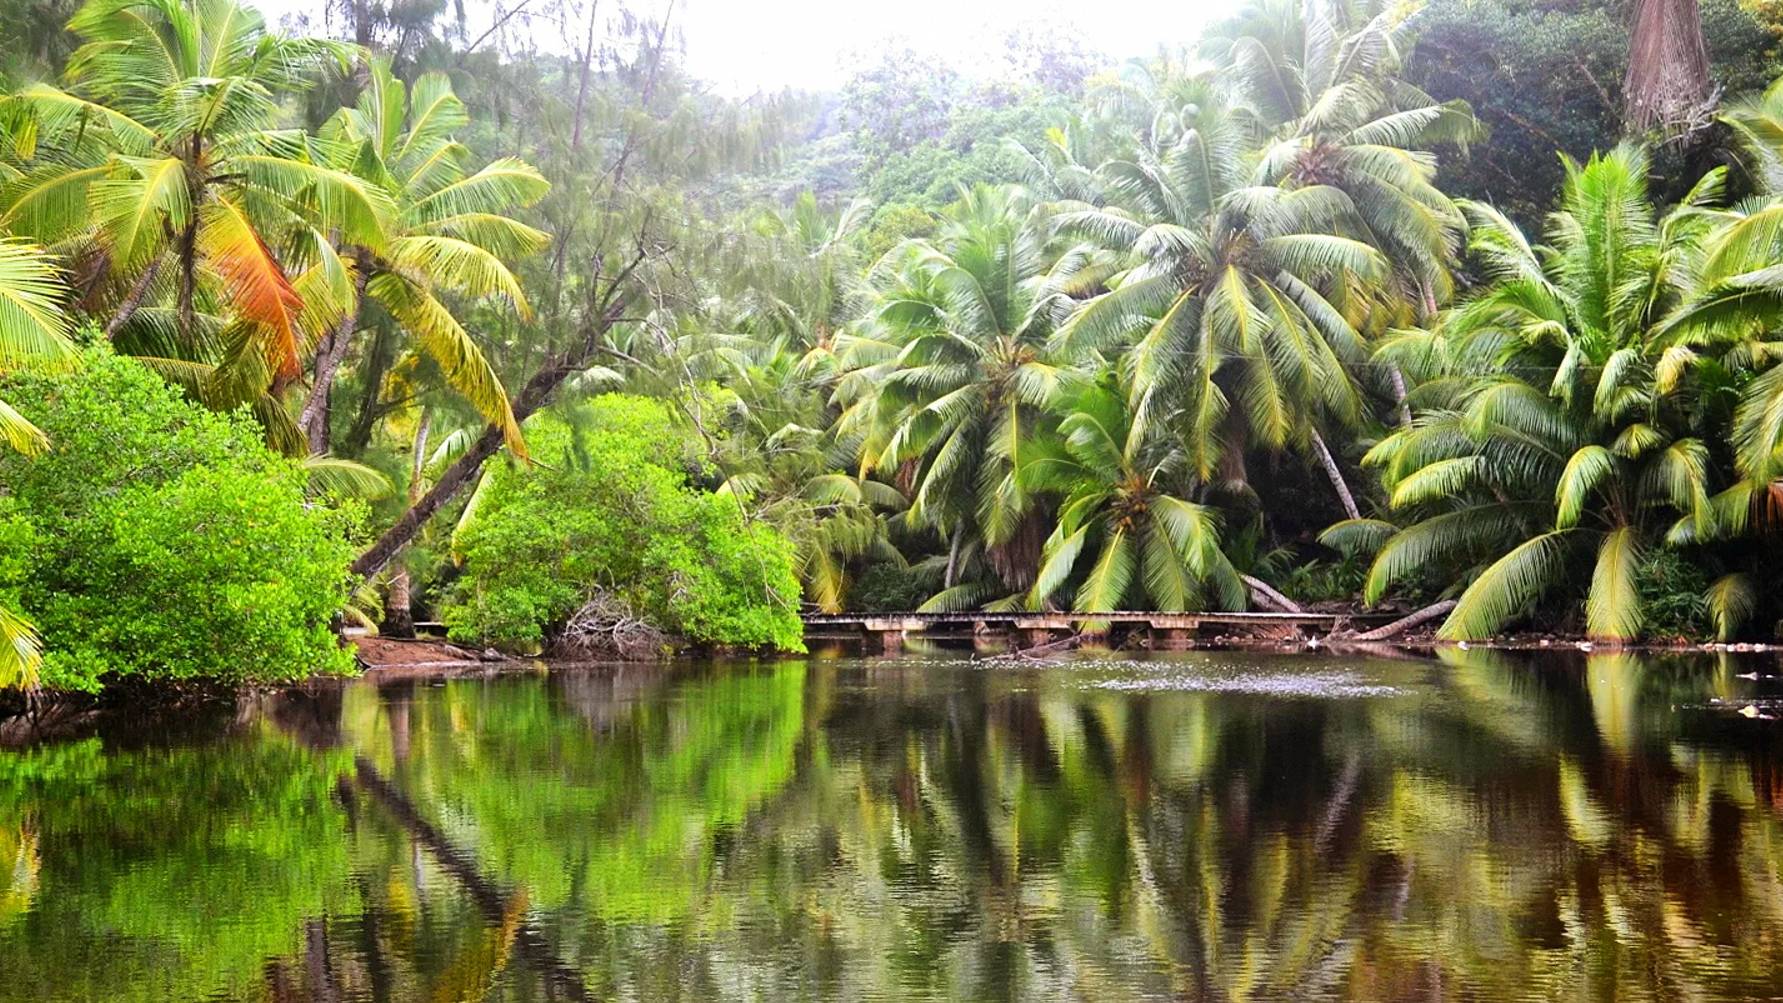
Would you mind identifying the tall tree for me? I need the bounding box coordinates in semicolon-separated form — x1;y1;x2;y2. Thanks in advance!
2;0;377;374
301;58;545;456
0;236;72;690
1625;0;1712;133
834;186;1079;605
1359;147;1727;641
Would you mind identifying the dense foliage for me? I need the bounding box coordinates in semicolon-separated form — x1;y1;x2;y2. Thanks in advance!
6;0;1783;677
0;353;356;691
442;396;804;653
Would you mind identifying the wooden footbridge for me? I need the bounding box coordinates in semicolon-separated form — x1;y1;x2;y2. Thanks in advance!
802;610;1402;653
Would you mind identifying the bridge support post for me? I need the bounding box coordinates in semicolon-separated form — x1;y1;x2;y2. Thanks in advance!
972;621;1008;655
865;629;904;655
1152;627;1197;650
860;617;923;656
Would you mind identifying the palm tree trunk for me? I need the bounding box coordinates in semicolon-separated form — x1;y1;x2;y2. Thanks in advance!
1310;429;1361;521
299;266;369;456
352;270;642;580
299;326;350;455
382;409;431;638
351;757;595;1002
1388;366;1412;427
104;259;162;340
176;218;197;338
341;326;393;459
944;523;965;589
1350;599;1458;641
1243;574;1302;613
1625;0;1710;133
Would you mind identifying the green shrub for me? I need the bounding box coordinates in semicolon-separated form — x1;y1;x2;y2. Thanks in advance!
442;396;804;654
0;351;357;692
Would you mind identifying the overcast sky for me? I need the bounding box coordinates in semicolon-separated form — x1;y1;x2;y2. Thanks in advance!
262;0;1232;94
676;0;1228;93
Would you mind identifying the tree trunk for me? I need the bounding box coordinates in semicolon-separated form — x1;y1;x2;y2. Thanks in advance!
570;1;600;152
351;279;638;581
1625;0;1710;133
176;218;198;339
341;326;393;459
382;410;432;638
1388;366;1412;427
1350;599;1458;641
104;259;162;340
1310;429;1362;522
944;523;964;589
1243;574;1302;613
299;265;369;456
351;757;595;1002
299;327;350;455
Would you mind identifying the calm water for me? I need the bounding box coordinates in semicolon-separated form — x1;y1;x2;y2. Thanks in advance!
3;647;1783;1001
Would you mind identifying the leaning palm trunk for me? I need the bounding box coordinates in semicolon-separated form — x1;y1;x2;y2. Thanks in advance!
1310;430;1361;522
103;259;162;340
1243;575;1302;613
352;265;643;581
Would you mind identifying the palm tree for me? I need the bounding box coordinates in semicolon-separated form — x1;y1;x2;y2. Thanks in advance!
834;186;1079;605
0;0;379;388
733;191;871;383
1021;373;1246;614
1047;74;1384;515
0;236;75;690
1682;79;1783;490
717;425;907;614
1211;0;1478;318
302;58;547;457
1358;146;1723;641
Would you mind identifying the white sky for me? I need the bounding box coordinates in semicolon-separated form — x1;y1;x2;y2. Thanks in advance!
677;0;1230;93
260;0;1233;94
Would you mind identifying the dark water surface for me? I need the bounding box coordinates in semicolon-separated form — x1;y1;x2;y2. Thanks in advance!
4;647;1783;1001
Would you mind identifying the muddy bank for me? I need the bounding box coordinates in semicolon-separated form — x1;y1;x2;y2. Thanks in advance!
350;635;500;670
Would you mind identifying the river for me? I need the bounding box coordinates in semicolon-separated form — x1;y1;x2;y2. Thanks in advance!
2;646;1782;1000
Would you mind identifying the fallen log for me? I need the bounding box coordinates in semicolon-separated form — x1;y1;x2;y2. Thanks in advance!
1242;575;1303;613
1348;600;1457;642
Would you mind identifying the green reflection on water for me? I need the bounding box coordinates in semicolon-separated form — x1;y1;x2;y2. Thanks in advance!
1;649;1782;1001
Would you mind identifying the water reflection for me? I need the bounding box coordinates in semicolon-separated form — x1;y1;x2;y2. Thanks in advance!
2;649;1782;1000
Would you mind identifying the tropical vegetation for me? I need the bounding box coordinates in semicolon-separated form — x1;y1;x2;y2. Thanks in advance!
10;0;1783;700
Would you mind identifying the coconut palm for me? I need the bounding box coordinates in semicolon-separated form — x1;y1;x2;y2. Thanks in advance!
0;235;74;689
1048;76;1385;515
1211;0;1478;320
1021;373;1246;614
1673;80;1783;488
718;423;907;614
734;191;871;381
834;186;1080;603
301;58;547;456
1357;146;1724;641
0;0;378;388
